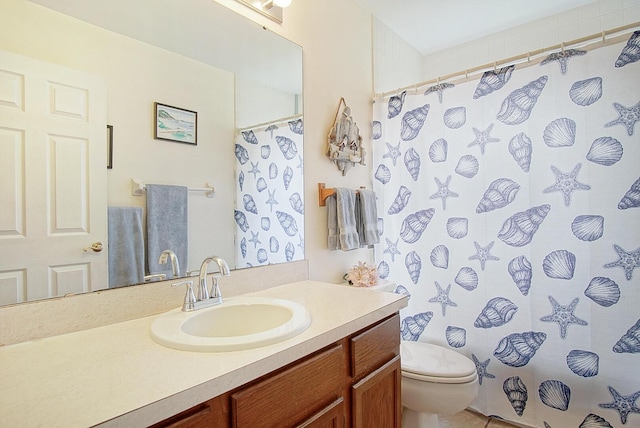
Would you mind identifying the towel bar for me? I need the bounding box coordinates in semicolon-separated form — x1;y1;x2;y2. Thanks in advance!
131;178;215;198
318;182;365;206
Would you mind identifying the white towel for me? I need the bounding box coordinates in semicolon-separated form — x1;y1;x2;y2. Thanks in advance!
335;188;360;251
357;189;380;247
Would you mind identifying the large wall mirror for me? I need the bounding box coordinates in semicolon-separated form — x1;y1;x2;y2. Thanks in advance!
0;0;303;306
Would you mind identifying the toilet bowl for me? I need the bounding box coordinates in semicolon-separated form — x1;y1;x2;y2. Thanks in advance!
400;341;479;428
353;280;478;427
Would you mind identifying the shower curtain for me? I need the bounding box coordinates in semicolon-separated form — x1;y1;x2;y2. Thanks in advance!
373;35;639;427
234;117;304;267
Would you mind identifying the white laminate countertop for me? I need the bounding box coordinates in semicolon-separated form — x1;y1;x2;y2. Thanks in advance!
0;281;407;427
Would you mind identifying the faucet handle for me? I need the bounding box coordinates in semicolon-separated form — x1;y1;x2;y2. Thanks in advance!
172;280;196;311
209;277;223;302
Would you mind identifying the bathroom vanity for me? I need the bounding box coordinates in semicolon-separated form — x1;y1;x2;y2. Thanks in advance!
0;281;407;427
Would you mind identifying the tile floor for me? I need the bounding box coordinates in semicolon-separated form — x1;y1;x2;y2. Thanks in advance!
438;410;520;428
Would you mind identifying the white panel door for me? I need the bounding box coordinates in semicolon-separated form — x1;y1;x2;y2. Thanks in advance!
0;50;107;305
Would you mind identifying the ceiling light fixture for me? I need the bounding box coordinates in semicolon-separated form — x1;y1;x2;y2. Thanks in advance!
237;0;290;23
273;0;292;7
260;0;292;10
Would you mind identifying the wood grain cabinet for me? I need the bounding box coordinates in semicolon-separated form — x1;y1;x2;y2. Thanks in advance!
350;314;402;428
152;313;400;428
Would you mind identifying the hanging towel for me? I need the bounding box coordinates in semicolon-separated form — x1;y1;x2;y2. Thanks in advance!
107;206;145;288
335;187;360;251
146;184;188;278
327;194;340;250
356;189;380;247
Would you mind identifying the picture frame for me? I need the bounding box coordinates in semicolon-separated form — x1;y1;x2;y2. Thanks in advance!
107;124;113;169
154;102;198;145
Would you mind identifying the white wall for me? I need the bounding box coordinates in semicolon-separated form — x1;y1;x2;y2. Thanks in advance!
0;0;237;273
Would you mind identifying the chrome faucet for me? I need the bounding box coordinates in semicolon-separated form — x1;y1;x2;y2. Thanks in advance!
198;256;231;303
158;249;180;278
173;256;231;312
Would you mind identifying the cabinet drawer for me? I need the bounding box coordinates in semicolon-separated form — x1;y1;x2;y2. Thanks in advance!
350;314;400;380
231;344;345;428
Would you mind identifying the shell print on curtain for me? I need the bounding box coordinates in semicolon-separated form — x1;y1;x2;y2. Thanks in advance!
373;35;640;428
234;119;304;267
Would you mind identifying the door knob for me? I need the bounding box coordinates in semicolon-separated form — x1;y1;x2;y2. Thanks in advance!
83;242;104;252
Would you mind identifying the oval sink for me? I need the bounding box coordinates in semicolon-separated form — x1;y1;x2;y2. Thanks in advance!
150;296;311;352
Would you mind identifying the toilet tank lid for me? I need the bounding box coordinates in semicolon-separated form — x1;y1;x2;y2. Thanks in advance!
401;341;476;378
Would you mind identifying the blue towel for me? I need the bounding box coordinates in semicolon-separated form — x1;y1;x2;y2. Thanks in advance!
108;206;145;288
146;184;188;278
327;194;340;250
335;188;360;251
356;189;380;247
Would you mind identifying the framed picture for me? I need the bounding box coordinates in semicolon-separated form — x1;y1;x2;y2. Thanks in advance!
107;125;113;169
154;102;198;145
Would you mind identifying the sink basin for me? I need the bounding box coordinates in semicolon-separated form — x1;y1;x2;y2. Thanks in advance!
150;296;311;352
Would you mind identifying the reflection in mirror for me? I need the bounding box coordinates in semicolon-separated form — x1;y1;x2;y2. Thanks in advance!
234;77;304;267
0;0;303;306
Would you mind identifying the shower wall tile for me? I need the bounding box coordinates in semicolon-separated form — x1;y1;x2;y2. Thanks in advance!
601;10;625;28
580;17;603;34
559;8;580;27
580;2;601;21
625;4;640;23
418;0;630;83
487;32;506;52
602;0;624;15
559;23;582;41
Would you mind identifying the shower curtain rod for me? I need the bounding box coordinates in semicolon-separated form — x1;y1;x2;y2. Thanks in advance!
236;113;303;133
376;21;640;100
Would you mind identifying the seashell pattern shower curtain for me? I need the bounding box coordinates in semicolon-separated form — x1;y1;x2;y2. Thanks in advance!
373;35;640;427
234;118;305;267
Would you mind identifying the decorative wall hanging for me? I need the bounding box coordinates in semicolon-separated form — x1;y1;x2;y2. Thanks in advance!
327;97;365;176
154;102;197;145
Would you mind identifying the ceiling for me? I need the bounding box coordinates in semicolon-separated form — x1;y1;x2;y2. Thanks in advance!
353;0;597;55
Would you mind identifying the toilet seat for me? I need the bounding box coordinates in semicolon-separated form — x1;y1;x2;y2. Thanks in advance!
400;341;478;384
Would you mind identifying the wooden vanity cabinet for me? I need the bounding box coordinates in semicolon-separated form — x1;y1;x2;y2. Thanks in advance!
231;343;346;427
151;313;400;428
149;394;230;428
349;314;402;428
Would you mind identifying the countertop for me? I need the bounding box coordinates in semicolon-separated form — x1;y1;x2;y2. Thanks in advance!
0;281;407;427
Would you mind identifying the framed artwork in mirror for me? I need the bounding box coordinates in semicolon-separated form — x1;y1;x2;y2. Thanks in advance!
107;124;113;169
154;102;198;145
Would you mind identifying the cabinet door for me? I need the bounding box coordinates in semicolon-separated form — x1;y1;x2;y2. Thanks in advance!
296;398;345;428
351;355;401;428
231;344;345;428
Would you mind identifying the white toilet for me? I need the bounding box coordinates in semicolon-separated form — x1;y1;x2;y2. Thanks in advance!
400;340;478;428
363;281;479;428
